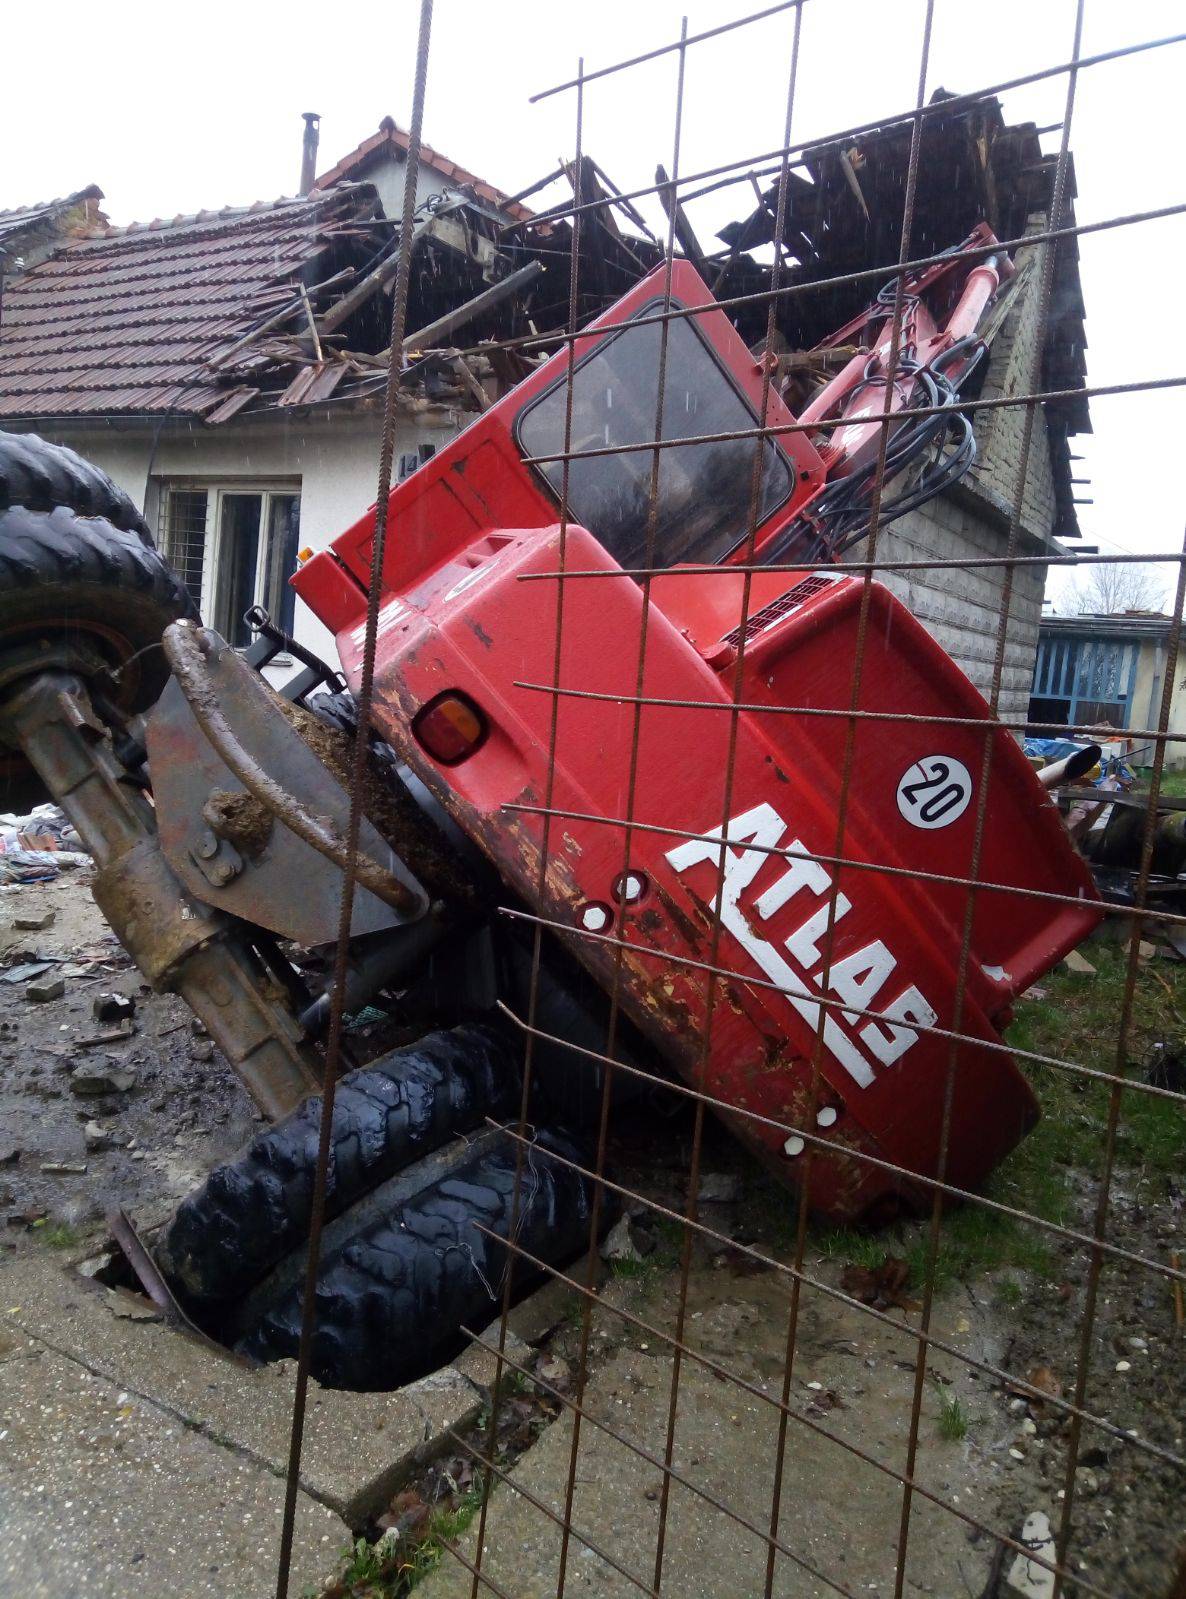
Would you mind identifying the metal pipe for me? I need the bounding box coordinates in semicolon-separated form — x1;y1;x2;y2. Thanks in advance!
1036;742;1102;788
298;909;447;1036
299;113;320;196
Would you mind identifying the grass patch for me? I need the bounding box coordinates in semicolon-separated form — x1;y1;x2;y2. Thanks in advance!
1006;942;1186;1187
1136;766;1186;798
905;1203;1054;1296
935;1382;969;1441
813;1226;887;1269
315;1489;485;1597
608;1256;656;1280
803;942;1186;1297
32;1221;80;1250
995;1276;1024;1308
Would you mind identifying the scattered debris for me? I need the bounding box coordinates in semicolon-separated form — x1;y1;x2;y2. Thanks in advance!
13;909;55;932
104;1290;162;1323
697;1172;741;1205
2;961;54;985
0;804;89;881
1004;1509;1057;1598
1061;948;1096;976
38;1161;87;1176
600;1215;643;1264
840;1255;916;1311
25;976;64;1003
69;1063;137;1097
73;1023;137;1048
92;992;135;1024
190;1038;216;1063
83;1121;123;1154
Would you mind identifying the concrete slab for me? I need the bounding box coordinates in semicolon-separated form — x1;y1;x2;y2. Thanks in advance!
0;1329;344;1599
418;1269;1016;1599
0;1254;484;1525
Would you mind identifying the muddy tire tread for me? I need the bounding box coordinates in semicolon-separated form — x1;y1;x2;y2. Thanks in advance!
236;1129;598;1390
156;1026;519;1304
0;430;153;541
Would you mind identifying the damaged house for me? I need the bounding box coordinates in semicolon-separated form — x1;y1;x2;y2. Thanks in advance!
0;96;1087;719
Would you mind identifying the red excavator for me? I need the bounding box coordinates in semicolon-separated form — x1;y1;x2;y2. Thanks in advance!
0;225;1098;1388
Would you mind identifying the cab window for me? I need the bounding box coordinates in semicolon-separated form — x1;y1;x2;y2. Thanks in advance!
517;302;793;570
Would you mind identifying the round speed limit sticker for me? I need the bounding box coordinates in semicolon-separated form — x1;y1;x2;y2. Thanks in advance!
896;754;973;830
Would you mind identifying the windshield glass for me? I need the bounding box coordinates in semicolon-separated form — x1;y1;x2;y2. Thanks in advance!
517;302;794;569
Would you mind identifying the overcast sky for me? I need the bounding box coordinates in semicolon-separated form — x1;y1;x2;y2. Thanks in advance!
3;0;1183;611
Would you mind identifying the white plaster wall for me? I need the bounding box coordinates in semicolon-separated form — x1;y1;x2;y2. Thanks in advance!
359;155;467;228
35;407;463;682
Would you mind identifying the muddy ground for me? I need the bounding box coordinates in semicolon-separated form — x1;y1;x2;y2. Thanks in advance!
0;870;258;1235
1;873;1182;1597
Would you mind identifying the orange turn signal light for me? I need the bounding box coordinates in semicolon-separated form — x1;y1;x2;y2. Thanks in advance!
411;691;488;765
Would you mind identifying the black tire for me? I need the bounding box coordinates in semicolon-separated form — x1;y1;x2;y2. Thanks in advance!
236;1128;600;1390
156;1026;519;1305
304;689;403;782
0;430;152;542
0;502;195;716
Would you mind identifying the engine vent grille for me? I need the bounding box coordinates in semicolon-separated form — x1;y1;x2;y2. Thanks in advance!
721;573;838;650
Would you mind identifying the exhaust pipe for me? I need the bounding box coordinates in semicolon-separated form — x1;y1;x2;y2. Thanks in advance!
1037;743;1102;791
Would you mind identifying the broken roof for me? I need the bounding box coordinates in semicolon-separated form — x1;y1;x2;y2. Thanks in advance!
0;186;103;247
0;187;376;419
313;115;534;222
0;90;1088;546
0;186;105;270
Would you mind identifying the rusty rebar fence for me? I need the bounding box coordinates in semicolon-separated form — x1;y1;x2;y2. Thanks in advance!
278;5;1186;1596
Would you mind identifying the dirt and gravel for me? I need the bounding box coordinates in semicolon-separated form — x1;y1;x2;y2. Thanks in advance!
0;870;258;1240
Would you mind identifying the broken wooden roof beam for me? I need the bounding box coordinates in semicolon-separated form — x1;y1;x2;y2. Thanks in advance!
403;260;544;355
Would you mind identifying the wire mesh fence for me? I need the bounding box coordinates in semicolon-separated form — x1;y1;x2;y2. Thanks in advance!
277;5;1186;1597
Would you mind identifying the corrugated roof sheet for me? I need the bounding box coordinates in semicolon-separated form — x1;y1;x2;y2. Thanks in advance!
0;187;374;419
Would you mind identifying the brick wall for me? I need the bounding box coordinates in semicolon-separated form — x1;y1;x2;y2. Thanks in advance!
842;493;1045;728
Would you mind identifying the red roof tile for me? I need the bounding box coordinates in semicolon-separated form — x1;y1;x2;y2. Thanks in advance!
0;187;374;419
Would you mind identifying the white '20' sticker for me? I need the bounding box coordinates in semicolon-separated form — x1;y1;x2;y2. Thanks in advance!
896;755;973;830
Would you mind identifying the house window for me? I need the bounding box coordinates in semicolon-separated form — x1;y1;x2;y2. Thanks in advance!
157;483;301;645
1030;632;1141;731
158;488;208;608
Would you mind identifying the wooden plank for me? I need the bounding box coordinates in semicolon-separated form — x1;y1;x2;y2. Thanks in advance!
655;163;707;276
404;261;544;352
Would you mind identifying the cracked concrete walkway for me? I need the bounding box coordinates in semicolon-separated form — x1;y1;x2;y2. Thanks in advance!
0;1327;344;1599
0;1252;491;1599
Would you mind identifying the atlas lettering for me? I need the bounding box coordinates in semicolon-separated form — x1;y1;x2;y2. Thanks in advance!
665;803;937;1089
